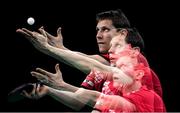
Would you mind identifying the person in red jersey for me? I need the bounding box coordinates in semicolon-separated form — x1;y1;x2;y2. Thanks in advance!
15;9;163;111
29;44;166;112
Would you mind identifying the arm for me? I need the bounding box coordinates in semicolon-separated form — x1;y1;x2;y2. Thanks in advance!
32;63;132;95
48;87;136;112
47;87;100;110
17;28;111;73
43;27;110;65
46;45;111;73
45;46;132;84
22;84;89;111
31;64;78;92
47;87;88;111
17;28;132;84
94;93;136;111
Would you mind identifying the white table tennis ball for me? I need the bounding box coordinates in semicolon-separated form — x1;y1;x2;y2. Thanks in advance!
27;17;35;25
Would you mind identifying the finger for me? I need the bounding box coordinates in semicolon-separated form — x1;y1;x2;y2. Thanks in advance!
40;26;44;29
31;71;48;80
39;84;45;92
21;28;40;41
43;29;54;39
57;27;62;37
35;84;40;96
36;83;40;92
31;71;48;84
35;68;53;77
21;90;31;98
32;31;45;39
16;29;37;43
55;63;61;73
39;27;47;37
31;84;36;95
16;29;31;37
22;28;34;36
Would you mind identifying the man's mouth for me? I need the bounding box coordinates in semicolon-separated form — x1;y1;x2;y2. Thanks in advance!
110;59;115;63
98;42;105;44
109;57;115;63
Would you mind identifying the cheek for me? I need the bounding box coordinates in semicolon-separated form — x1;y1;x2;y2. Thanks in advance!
113;79;123;89
116;61;121;67
116;59;123;67
110;54;119;59
104;33;113;41
113;82;119;88
123;68;135;77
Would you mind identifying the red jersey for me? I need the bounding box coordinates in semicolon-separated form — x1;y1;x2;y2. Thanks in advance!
124;86;166;112
94;86;166;112
81;69;166;112
138;53;163;97
81;70;106;91
81;54;163;97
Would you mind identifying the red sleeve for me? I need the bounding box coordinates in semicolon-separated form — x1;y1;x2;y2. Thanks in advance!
81;70;95;90
137;53;149;67
142;67;153;91
138;53;163;97
81;70;106;91
151;69;163;97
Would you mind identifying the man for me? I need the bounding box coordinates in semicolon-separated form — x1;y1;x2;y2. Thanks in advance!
17;26;165;111
35;9;161;96
16;9;162;109
29;45;166;112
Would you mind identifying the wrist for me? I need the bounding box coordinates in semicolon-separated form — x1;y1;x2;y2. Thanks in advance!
56;81;66;90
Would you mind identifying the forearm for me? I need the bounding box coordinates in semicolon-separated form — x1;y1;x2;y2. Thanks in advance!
57;45;109;65
75;88;101;107
45;45;111;74
42;45;132;85
47;87;86;111
54;81;79;92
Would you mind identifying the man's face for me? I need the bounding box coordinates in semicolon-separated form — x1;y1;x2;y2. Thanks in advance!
116;55;137;77
113;54;138;88
96;19;119;53
108;35;128;66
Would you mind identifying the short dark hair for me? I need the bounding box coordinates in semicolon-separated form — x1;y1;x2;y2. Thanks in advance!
96;9;145;51
96;9;131;28
126;28;145;52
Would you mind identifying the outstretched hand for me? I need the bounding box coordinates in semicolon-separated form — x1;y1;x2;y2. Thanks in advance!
40;27;66;49
21;83;49;100
31;64;65;90
16;28;49;53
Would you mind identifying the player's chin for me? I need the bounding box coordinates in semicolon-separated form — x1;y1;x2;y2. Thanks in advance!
99;47;108;53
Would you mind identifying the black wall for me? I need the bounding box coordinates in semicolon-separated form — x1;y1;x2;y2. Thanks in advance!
1;1;179;112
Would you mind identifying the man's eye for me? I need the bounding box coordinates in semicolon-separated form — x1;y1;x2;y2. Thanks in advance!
101;28;110;32
117;45;121;48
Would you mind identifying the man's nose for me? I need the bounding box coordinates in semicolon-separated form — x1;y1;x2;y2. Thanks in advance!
108;47;114;53
96;31;103;39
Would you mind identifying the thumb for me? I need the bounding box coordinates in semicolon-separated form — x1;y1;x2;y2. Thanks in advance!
38;26;47;37
57;27;62;37
55;63;61;73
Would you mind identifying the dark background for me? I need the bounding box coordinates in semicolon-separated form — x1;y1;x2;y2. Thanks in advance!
1;1;179;112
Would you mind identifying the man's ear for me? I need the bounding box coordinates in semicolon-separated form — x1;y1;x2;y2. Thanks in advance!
135;70;144;81
118;28;128;38
131;47;140;58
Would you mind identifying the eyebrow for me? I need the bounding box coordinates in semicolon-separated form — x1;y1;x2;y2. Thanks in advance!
96;26;115;30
